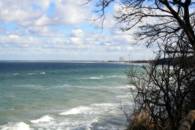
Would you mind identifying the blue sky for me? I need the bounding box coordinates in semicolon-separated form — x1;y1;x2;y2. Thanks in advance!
0;0;154;61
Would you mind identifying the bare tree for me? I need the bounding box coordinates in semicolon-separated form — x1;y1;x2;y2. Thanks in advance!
93;0;195;129
95;0;195;52
127;44;195;129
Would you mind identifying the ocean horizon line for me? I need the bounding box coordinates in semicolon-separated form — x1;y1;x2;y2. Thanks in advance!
0;60;129;63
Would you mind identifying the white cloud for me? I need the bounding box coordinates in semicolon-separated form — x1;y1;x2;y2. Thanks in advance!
0;0;156;60
71;29;84;37
0;0;49;24
0;0;92;34
34;15;52;26
8;34;20;40
54;0;91;24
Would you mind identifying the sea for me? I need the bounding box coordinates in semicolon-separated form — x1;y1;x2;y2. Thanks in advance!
0;62;137;130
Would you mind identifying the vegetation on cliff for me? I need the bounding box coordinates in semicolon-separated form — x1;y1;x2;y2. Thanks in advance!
93;0;195;129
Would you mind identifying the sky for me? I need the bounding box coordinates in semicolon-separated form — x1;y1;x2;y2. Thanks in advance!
0;0;155;61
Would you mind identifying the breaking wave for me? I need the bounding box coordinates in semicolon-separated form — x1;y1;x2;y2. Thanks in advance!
30;115;54;124
0;122;31;130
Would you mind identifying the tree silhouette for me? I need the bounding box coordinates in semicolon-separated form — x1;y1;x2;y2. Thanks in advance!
94;0;195;129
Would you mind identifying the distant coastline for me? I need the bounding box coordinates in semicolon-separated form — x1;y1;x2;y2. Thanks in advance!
0;60;151;64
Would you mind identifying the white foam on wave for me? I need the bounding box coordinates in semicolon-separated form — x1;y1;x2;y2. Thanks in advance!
116;85;136;90
59;102;121;116
0;122;31;130
30;115;54;124
15;84;47;91
40;72;46;75
89;76;103;80
1;102;126;130
27;73;35;76
33;117;99;130
105;75;126;78
91;102;124;116
54;84;72;89
91;103;118;107
116;94;131;99
56;102;125;129
59;106;92;115
13;73;19;76
85;75;126;80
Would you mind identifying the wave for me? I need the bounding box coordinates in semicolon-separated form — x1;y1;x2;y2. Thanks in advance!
0;102;129;130
12;73;19;76
83;74;126;80
12;71;46;77
40;72;46;75
27;72;35;76
105;75;126;78
27;72;47;76
89;76;104;80
116;94;131;99
65;84;135;93
15;84;47;91
60;102;120;117
0;122;31;130
91;103;118;108
59;106;93;115
30;115;54;124
116;85;136;90
31;118;99;130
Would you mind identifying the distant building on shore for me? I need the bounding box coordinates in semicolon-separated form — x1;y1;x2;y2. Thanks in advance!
119;57;125;62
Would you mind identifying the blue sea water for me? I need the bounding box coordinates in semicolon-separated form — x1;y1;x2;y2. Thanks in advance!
0;62;135;130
